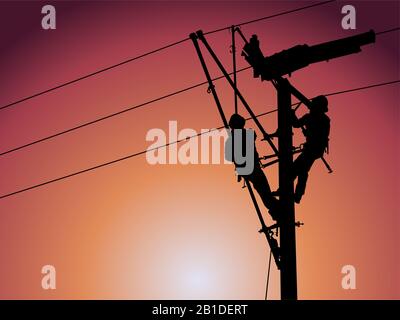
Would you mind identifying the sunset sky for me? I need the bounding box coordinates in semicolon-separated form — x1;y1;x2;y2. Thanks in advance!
0;1;398;299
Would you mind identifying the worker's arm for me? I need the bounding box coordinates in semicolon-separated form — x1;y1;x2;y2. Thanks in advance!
292;111;308;128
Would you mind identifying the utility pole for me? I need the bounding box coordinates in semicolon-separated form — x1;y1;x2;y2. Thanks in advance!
238;29;374;299
190;28;375;301
277;78;297;300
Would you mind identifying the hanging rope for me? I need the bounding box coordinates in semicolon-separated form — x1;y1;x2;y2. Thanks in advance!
265;249;272;300
231;25;238;114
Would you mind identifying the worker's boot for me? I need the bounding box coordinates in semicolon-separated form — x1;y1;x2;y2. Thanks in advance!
268;198;281;221
294;190;303;204
295;173;308;203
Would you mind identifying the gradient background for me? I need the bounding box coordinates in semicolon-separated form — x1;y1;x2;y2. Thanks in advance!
0;0;398;299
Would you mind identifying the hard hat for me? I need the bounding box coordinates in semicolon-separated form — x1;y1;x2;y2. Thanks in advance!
311;95;328;113
229;113;246;129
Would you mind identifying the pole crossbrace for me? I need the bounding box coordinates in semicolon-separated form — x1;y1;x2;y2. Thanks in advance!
245;179;281;268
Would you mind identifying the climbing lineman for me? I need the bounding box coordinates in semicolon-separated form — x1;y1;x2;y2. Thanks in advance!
292;95;330;203
225;113;280;220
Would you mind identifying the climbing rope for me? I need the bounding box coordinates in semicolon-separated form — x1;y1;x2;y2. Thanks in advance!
231;25;238;114
265;249;272;300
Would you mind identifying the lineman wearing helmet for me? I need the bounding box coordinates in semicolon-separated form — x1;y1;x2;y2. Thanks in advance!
227;113;280;220
292;95;330;203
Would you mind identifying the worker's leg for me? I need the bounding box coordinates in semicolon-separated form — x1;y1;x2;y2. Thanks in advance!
294;151;316;203
247;166;280;219
292;151;306;182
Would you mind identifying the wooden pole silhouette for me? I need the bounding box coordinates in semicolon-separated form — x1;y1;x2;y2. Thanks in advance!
277;78;297;299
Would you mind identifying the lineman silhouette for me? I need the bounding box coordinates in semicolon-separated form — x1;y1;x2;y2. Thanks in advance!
292;95;330;203
227;114;280;220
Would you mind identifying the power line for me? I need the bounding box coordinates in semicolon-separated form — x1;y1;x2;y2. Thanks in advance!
258;79;400;112
0;0;337;112
376;27;400;36
204;0;337;35
236;0;336;29
0;38;189;112
324;80;400;97
0;67;252;158
0;79;398;201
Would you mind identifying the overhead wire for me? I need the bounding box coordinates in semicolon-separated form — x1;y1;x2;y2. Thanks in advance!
0;67;252;157
0;79;398;200
0;0;337;112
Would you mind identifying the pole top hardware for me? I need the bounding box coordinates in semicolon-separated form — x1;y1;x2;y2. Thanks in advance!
242;30;376;81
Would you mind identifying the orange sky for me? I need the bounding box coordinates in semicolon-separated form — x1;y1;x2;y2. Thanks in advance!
0;1;398;299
